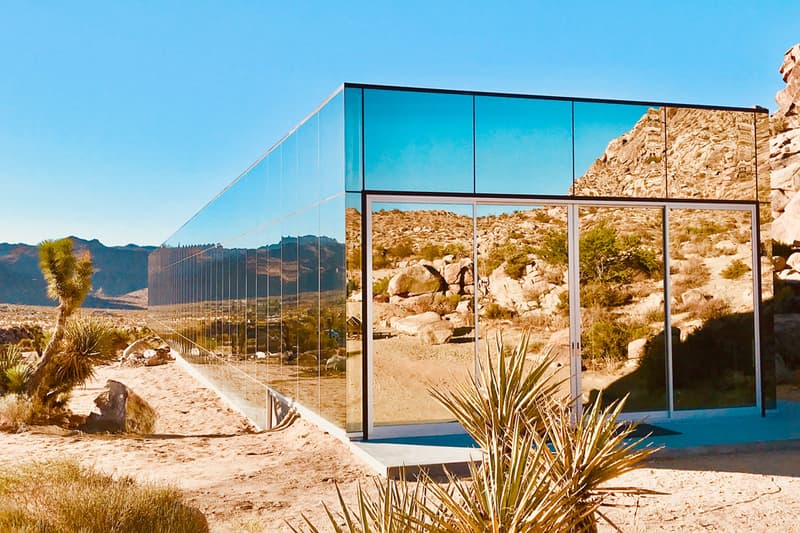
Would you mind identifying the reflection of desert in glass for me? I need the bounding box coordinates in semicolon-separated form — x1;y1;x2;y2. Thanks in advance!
369;203;475;426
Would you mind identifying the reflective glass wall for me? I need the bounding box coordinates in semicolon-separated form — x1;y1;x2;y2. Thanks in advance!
348;85;772;431
148;88;362;432
150;84;773;438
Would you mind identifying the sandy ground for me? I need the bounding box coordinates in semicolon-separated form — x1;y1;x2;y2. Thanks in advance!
0;358;798;532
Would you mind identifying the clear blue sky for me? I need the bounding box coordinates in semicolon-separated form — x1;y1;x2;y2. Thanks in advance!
1;1;797;246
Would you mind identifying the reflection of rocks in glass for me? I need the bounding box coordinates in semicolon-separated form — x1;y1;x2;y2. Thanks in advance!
667;108;755;200
574;107;665;198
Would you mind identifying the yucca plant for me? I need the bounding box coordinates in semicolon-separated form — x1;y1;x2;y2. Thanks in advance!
296;332;658;532
38;318;116;408
0;344;32;395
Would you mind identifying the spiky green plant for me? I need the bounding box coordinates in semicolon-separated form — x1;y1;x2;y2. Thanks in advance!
296;332;658;532
38;318;116;407
27;238;93;400
0;344;32;395
430;333;565;450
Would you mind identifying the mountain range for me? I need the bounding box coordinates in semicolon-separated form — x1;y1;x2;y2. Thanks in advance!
0;237;155;309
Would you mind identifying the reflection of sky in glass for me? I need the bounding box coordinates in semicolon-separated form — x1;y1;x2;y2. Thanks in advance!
364;89;473;193
476;96;572;195
163;90;344;248
574;102;651;178
345;88;363;192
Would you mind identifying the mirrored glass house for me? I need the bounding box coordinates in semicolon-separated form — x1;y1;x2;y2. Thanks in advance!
148;84;773;440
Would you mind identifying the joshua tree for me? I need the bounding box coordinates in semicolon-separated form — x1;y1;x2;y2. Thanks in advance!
26;238;93;399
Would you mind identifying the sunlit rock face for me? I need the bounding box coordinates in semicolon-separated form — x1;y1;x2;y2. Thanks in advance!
771;44;800;245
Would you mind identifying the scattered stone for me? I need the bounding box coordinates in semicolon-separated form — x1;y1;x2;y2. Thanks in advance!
83;380;157;434
418;321;454;345
393;311;442;335
325;354;347;372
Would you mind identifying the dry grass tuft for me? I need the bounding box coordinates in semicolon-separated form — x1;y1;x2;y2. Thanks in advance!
0;459;208;532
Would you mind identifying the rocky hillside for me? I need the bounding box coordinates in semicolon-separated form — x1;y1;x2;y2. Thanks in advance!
771;44;800;245
0;237;155;309
574;102;758;200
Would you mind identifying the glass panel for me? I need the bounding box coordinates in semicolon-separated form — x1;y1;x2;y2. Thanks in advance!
281;222;299;400
345;87;363;192
666;108;756;200
296;206;321;415
320;196;348;427
574;102;666;198
578;206;667;412
476;204;571;401
320;90;345;198
759;202;776;409
344;193;363;432
475;96;572;195
755;112;771;205
669;208;756;409
371;201;475;426
363;89;474;193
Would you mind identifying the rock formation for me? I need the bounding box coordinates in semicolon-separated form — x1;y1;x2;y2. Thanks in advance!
771;44;800;245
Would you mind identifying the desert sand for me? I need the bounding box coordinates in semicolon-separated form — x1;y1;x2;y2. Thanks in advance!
0;355;798;532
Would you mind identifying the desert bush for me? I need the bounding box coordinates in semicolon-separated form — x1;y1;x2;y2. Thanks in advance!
347;246;362;270
296;334;656;532
418;243;443;261
580;280;632;308
372;249;390;269
0;459;208;532
582;313;649;369
484;302;515;320
773;241;793;258
0;394;34;431
388;239;415;260
721;259;750;279
680;257;711;286
534;228;569;268
372;277;390;297
696;299;732;323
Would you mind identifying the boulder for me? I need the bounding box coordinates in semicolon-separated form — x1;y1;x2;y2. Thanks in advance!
680;288;706;307
787;252;800;271
419;321;454;345
84;380;157;434
627;338;647;361
777;269;800;282
325;354;347;372
774;256;788;271
443;263;464;285
387;265;445;297
393;311;442;335
455;299;471;315
143;346;173;366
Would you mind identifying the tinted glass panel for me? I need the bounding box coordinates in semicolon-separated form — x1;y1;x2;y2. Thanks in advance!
574;102;666;198
475;203;571;403
475;97;572;195
578;206;667;412
345;88;363;192
666;108;756;200
364;89;473;193
371;201;475;426
669;208;756;409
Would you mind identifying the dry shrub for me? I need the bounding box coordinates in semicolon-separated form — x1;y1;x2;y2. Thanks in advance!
0;459;208;532
721;258;750;280
0;394;34;431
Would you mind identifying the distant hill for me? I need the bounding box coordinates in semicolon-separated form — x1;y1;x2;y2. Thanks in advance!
0;237;155;309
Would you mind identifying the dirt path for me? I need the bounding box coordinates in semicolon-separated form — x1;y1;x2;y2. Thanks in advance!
0;358;798;532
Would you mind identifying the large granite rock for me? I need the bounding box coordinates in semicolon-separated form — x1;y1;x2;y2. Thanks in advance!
387;264;445;297
84;380;157;434
392;311;442;335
